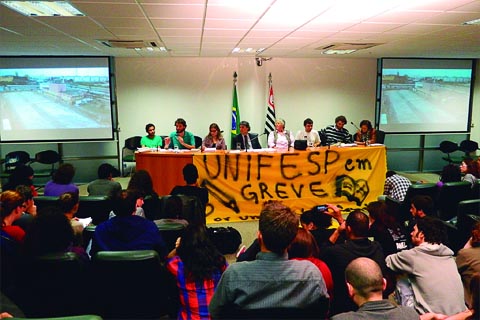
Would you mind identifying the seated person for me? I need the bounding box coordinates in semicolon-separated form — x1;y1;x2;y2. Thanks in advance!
437;163;461;188
295;117;321;147
44;163;79;197
456;222;480;309
23;206;88;262
324;115;353;144
87;163;122;198
12;184;37;232
90;189;167;259
331;258;419;320
202;123;226;150
209;200;329;318
170;163;209;210
168;118;196;150
2;164;38;197
267;118;295;149
354;119;377;145
382;170;412;202
231;121;262;150
460;158;480;187
141;123;169;149
58;191;84;245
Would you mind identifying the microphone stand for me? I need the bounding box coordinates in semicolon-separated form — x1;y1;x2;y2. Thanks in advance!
247;133;266;152
350;121;365;144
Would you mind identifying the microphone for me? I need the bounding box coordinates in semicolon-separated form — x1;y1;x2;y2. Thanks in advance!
350;121;361;132
246;133;266;152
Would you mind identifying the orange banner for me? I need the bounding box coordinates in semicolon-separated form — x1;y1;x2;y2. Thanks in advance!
193;146;387;224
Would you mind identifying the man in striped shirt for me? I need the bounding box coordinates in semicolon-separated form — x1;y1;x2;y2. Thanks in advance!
323;115;353;145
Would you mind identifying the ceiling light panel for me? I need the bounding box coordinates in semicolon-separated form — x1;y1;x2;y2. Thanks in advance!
1;1;85;16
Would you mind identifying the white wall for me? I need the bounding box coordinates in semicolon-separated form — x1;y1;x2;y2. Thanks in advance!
116;57;377;147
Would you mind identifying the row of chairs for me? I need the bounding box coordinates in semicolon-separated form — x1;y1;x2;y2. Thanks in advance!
34;194;205;226
0;149;61;181
11;250;178;319
439;139;479;163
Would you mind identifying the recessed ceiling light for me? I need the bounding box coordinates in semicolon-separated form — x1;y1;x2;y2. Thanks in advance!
1;1;85;17
322;49;357;55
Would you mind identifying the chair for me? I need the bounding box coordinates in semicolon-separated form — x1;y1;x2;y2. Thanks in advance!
455;199;480;246
91;250;177;319
194;135;203;148
439;140;462;164
159;194;206;226
385;183;439;224
436;181;472;221
33;196;60;212
319;129;328;146
122;136;142;176
219;301;329;319
0;151;31;179
458;139;479;158
76;196;113;225
30;150;61;183
15;252;91;318
376;130;385;144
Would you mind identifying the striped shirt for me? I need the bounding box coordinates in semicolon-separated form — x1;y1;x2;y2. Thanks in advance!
324;125;352;144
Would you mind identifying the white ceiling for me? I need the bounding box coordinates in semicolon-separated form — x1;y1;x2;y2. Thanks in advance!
1;0;479;58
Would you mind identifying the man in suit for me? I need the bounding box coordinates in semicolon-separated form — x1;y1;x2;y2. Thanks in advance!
231;121;262;150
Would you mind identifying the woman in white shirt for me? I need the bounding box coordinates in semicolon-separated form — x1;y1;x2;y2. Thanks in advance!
268;118;295;150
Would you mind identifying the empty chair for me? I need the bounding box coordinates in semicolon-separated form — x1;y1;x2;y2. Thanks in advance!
1;151;31;178
15;252;91;318
33;195;60;212
31;150;61;179
436;181;472;221
456;199;480;246
385;183;439;224
122;136;142;176
91;250;177;318
194;135;203;148
376;129;385;144
439;140;462;164
458;139;479;158
76;196;113;225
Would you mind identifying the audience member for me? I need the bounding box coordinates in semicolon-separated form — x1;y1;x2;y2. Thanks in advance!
405;195;436;233
12;185;37;232
1;190;27;297
295;118;321;147
90;189;167;258
209;200;329;318
202;123;226;150
288;228;334;302
2;164;37;196
367;200;410;256
386;216;467;316
460;158;480;187
58;191;84;244
437;163;462;188
354;120;377;145
231;120;262;150
43;163;78;196
456;222;480;309
166;224;227;320
168;118;196;150
331;257;419;320
23;206;88;262
383;170;412;202
127;169;158;219
323;115;353;144
267;118;295;149
87;163;122;198
141;123;169;149
170;163;209;217
319;209;390;315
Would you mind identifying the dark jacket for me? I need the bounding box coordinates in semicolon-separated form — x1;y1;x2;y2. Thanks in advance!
232;133;262;150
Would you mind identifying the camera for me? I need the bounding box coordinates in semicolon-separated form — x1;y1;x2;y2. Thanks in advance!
315;205;328;212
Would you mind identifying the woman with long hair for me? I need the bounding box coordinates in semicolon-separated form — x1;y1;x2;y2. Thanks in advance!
166;224;227;319
354;119;377;145
202;123;226;150
460;158;480;187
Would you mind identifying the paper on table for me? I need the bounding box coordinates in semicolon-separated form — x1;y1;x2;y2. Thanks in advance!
77;217;92;228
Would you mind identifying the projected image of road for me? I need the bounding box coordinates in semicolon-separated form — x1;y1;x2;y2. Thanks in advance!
379;63;473;133
0;62;114;141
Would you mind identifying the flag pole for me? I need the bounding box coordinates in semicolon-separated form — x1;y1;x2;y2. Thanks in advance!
264;73;276;134
231;72;240;146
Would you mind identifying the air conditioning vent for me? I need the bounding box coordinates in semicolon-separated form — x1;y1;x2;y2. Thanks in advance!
316;43;382;55
98;40;163;49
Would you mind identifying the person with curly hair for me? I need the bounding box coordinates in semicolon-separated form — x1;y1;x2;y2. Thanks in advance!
44;163;78;196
